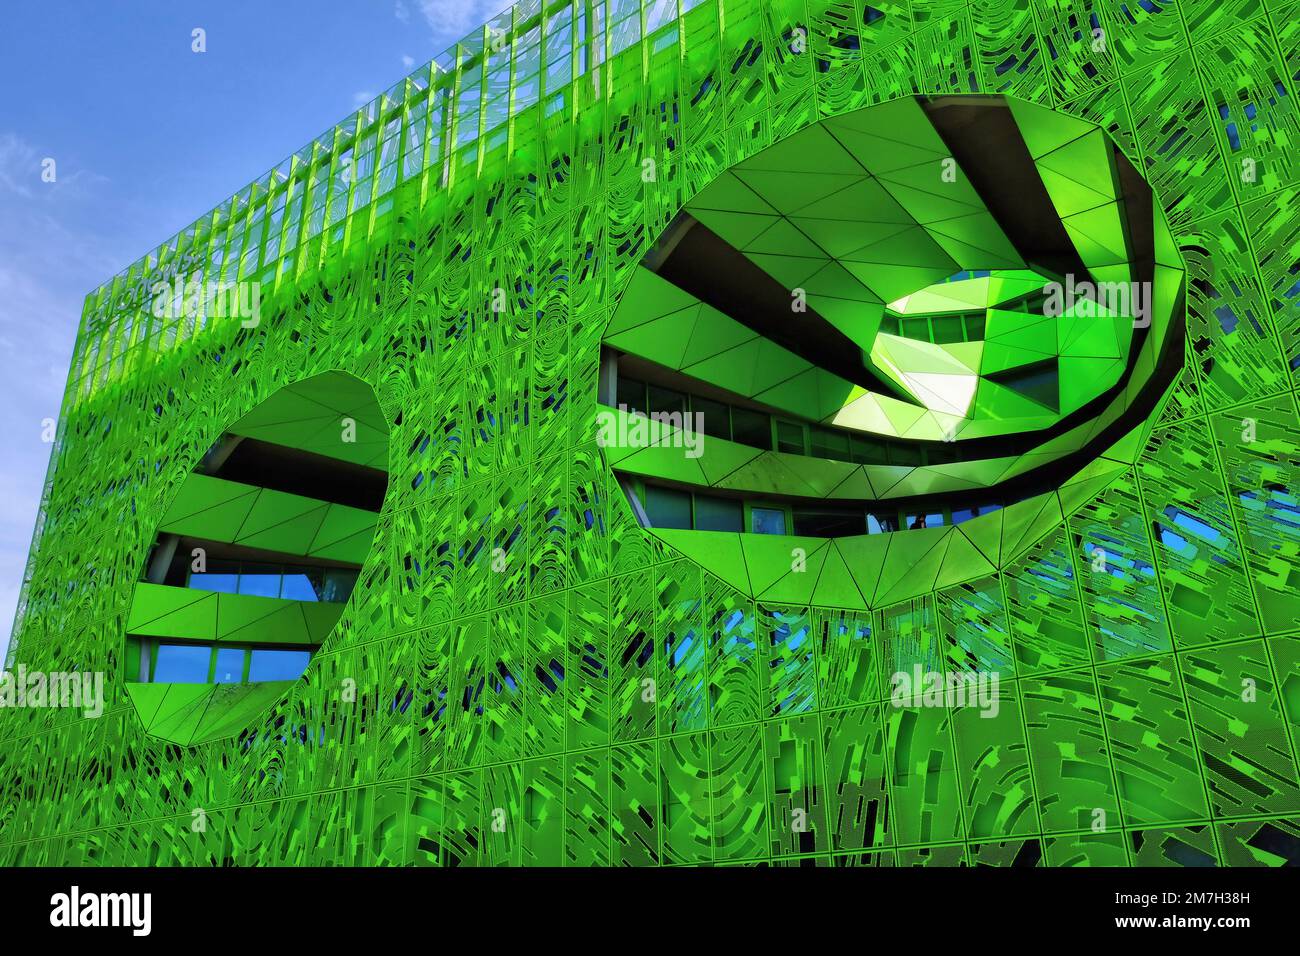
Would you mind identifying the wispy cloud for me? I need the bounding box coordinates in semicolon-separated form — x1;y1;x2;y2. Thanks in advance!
0;133;122;658
410;0;505;42
0;133;39;199
0;133;110;201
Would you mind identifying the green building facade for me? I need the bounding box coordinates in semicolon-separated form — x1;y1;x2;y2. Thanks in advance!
2;0;1299;866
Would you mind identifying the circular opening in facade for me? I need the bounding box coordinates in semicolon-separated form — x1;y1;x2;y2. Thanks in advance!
123;370;390;745
598;94;1185;607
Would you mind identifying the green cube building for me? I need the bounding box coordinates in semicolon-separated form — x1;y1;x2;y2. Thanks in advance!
2;0;1299;867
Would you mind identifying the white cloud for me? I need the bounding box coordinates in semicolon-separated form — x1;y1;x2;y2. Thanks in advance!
352;90;376;106
401;54;416;69
0;133;39;198
415;0;504;42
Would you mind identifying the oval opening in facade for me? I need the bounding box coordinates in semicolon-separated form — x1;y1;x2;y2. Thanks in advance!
123;370;389;745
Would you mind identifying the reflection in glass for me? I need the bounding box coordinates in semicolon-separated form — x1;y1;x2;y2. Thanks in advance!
213;647;245;684
153;644;211;683
248;649;312;682
751;507;787;535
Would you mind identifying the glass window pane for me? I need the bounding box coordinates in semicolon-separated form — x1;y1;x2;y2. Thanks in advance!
888;444;922;467
925;442;960;466
730;407;771;449
280;569;323;602
322;569;359;603
905;512;946;530
775;420;805;455
153;644;212;683
648;385;686;418
866;513;899;534
643;485;692;529
616;375;645;414
692;396;730;441
213;647;245;684
902;317;929;341
931;315;965;343
188;572;238;593
238;563;282;598
951;507;975;524
751;507;787;535
851;435;889;464
963;313;986;340
793;511;866;537
248;649;311;682
694;495;742;532
810;427;849;459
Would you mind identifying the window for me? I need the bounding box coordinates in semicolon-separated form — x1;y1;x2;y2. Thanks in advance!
926;442;961;466
866;512;898;534
692;396;731;441
153;644;212;683
213;647;246;684
793;510;866;537
751;507;787;535
810;427;849;460
187;561;352;603
237;563;282;598
888;444;922;467
321;569;359;603
851;435;889;465
140;640;312;684
901;317;929;340
280;567;324;601
905;512;945;530
248;649;312;682
776;420;806;455
648;385;686;418
188;557;239;593
730;407;771;449
188;571;238;594
643;485;692;529
616;375;646;414
930;315;965;344
694;495;743;532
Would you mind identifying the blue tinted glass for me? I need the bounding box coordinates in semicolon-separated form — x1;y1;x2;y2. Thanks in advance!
867;513;898;533
280;573;320;602
951;508;975;524
188;573;238;594
152;644;211;683
213;647;245;683
237;572;282;598
751;507;786;535
248;649;311;682
322;570;358;603
643;486;691;530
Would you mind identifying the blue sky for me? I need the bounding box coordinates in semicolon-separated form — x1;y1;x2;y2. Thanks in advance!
0;0;504;659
